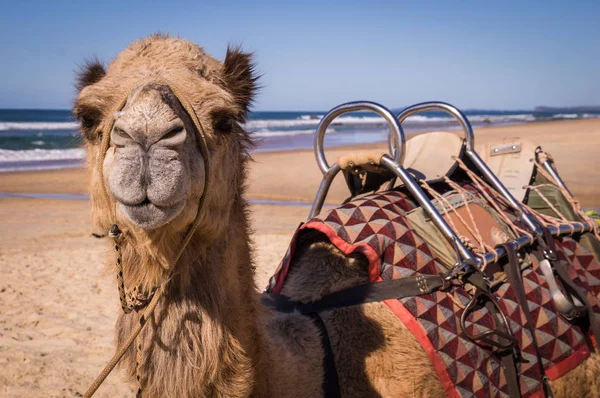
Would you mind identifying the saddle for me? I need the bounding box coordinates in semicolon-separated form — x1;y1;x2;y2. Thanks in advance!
266;102;600;398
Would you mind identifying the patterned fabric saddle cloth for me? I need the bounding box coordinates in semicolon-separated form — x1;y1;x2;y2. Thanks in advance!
267;190;600;398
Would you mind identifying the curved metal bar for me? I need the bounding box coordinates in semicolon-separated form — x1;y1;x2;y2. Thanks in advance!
307;163;341;219
309;101;406;219
394;101;541;234
391;101;475;159
314;101;406;175
541;159;573;196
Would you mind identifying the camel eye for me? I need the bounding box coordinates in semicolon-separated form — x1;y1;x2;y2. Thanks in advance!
79;117;103;143
214;117;234;133
81;117;95;130
75;105;103;143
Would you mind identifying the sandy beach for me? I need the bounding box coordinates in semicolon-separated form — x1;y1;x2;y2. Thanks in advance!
1;119;600;397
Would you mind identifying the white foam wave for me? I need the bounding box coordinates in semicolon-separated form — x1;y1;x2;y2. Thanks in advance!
552;113;579;119
252;128;334;138
244;113;538;130
0;122;80;131
244;116;386;130
298;115;325;121
0;148;85;163
467;114;536;123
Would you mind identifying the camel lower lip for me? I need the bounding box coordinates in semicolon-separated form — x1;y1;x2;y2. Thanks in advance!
119;200;185;230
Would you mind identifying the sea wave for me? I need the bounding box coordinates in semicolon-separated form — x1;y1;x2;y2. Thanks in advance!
243;113;539;130
552;113;579;119
0;113;549;133
244;116;387;130
0;122;80;131
467;114;536;123
0;148;85;163
252;128;334;138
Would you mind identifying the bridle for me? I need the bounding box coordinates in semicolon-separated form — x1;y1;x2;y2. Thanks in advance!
83;79;212;398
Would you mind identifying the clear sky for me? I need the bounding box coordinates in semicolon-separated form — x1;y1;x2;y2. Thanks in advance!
0;0;598;111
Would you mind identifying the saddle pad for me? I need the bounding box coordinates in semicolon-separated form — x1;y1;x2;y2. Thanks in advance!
267;190;599;397
434;190;517;251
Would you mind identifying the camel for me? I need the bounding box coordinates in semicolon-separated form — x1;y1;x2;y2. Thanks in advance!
74;34;600;397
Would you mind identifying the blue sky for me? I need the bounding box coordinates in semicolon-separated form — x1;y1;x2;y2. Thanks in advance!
0;0;598;111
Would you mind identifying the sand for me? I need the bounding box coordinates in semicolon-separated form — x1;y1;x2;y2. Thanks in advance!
1;119;599;397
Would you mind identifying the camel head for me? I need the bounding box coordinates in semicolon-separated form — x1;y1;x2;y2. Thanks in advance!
73;35;257;241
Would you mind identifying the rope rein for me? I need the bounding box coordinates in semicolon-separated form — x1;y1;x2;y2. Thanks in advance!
419;180;494;266
83;79;212;398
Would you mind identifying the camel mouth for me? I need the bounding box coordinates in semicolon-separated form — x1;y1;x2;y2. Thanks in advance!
119;198;185;230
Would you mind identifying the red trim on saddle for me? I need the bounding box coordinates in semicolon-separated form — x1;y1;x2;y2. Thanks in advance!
271;227;301;294
303;221;383;283
545;344;590;381
383;296;460;398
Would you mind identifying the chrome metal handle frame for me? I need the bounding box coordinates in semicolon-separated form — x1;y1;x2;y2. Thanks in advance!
391;101;475;158
536;148;573;196
393;102;592;277
314;101;406;175
309;101;406;219
309;101;592;274
309;101;478;266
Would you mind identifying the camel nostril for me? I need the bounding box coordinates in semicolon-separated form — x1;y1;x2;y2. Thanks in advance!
157;124;187;148
162;126;184;140
112;125;138;148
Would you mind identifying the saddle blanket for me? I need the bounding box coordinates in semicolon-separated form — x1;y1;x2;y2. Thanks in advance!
267;190;600;397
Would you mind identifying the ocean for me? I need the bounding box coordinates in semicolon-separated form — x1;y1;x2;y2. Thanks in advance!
1;108;598;172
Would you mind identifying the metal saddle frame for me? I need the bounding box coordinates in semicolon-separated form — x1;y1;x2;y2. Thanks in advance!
307;101;598;350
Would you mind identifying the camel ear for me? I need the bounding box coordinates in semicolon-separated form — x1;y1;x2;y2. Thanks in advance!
75;59;106;92
222;46;258;117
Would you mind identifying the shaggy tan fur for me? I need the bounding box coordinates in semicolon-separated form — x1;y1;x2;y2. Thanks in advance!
74;34;600;397
338;151;385;169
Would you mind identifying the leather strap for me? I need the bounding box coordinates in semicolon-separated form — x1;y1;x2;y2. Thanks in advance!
261;274;447;315
500;242;553;398
309;312;341;398
462;272;522;398
537;228;600;352
499;341;522;398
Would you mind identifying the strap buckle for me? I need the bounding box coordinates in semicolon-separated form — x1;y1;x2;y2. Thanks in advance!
542;248;557;262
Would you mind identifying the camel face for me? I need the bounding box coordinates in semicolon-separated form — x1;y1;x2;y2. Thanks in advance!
103;83;205;230
74;35;257;238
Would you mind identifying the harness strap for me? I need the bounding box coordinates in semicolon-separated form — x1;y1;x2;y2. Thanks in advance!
460;272;522;398
500;242;554;398
537;228;600;351
498;322;522;398
262;274;447;315
309;312;341;398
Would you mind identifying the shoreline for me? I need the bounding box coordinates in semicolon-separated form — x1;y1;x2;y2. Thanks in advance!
1;118;599;206
1;116;595;173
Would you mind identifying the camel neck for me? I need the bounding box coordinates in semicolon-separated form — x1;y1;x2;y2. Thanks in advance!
116;196;269;397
